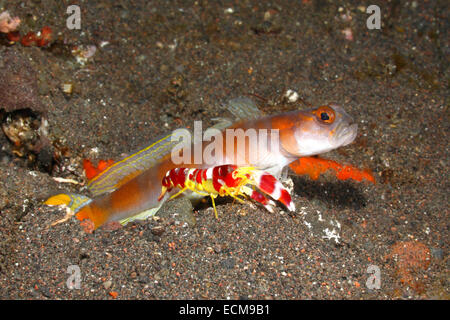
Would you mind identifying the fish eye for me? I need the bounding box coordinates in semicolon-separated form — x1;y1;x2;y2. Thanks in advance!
315;105;335;124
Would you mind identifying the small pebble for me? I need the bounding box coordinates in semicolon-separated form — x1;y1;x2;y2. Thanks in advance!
213;244;222;253
430;247;443;260
221;257;236;269
103;280;112;290
151;225;165;236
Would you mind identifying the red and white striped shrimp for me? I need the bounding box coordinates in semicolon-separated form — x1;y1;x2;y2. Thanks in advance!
158;165;295;218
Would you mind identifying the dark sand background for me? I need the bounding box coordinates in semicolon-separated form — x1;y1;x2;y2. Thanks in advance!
0;0;448;299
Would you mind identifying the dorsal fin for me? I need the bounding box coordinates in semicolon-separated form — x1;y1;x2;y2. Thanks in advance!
224;96;264;121
208;97;264;131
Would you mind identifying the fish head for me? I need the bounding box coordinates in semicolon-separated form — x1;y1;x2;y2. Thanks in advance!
284;104;358;157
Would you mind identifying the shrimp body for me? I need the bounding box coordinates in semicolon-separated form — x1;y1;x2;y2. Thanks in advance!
158;165;295;218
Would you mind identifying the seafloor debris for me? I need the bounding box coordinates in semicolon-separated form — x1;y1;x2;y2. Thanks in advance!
2;109;46;156
71;44;97;65
289;156;375;183
1;109;54;172
0;11;20;33
386;241;431;294
0;10;53;48
341;27;354;41
0;49;55;172
252;9;283;35
0;49;45;113
5;25;53;47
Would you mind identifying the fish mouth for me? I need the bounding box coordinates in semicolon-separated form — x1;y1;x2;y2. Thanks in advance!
335;123;358;147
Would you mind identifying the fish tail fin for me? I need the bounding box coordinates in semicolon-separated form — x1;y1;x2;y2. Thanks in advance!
44;193;93;228
44;193;92;214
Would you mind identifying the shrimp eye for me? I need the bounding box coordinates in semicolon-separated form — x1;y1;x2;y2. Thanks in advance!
315;105;335;124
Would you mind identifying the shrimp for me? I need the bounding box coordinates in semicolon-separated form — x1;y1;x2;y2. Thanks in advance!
158;165;295;218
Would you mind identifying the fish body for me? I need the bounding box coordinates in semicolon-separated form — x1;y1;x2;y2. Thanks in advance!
46;98;360;229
